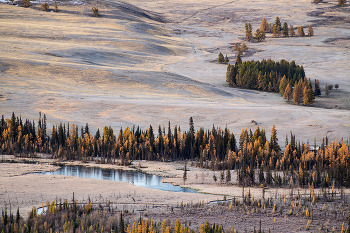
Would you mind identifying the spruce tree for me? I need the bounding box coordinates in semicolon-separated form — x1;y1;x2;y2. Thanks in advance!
119;212;125;233
293;81;303;105
275;17;281;30
54;0;58;12
259;18;270;32
255;29;266;42
41;2;49;11
224;54;229;63
314;79;321;96
283;83;293;102
282;22;289;37
233;43;239;51
272;24;278;38
183;161;187;184
297;26;305;37
241;43;248;51
218;52;224;63
245;23;253;41
269;125;280;152
307;25;314;36
290;25;295;37
235;54;242;67
279;75;288;94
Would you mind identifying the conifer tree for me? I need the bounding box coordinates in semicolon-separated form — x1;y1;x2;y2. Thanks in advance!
41;3;49;11
307;25;314;36
269;125;280;152
254;29;266;42
218;52;225;63
303;83;315;106
224;54;229;63
235;54;242;66
259;18;270;32
279;75;288;94
272;24;279;38
293;81;303;105
54;0;58;12
245;23;253;41
325;83;330;96
314;79;321;96
275;17;281;30
119;212;125;233
290;25;295;37
297;26;305;37
233;43;239;51
92;7;99;17
23;0;30;7
241;43;248;51
282;22;289;37
283;83;293;102
183;161;187;184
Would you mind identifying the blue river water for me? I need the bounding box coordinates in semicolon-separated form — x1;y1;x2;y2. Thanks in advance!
43;165;197;193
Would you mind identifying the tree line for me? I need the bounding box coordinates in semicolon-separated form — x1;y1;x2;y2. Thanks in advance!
246;16;314;42
1;112;350;187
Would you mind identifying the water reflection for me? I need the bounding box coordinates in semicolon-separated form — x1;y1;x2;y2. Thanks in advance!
44;166;197;193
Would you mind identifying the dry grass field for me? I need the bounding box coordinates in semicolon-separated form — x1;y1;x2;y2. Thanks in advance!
1;0;350;231
1;0;349;145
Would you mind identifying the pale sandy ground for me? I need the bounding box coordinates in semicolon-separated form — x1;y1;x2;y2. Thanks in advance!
0;156;221;218
0;0;350;146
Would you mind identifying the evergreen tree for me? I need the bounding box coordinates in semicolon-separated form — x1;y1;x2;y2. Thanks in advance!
241;43;248;51
233;43;239;51
183;161;187;183
283;83;293;102
314;79;321;96
282;22;289;37
272;24;278;38
119;212;125;233
303;83;315;106
254;29;266;42
338;0;346;6
245;23;253;41
297;26;305;37
279;75;288;95
226;168;231;183
23;0;30;7
41;2;49;11
218;52;225;63
235;54;242;66
275;16;281;30
293;80;303;105
307;25;314;36
259;18;270;32
92;7;99;17
290;25;295;37
224;54;229;63
54;0;58;12
269;125;280;152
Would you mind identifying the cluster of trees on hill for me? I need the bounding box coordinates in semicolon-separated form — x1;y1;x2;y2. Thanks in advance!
248;17;314;41
225;58;304;91
225;57;321;106
1;113;350;187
